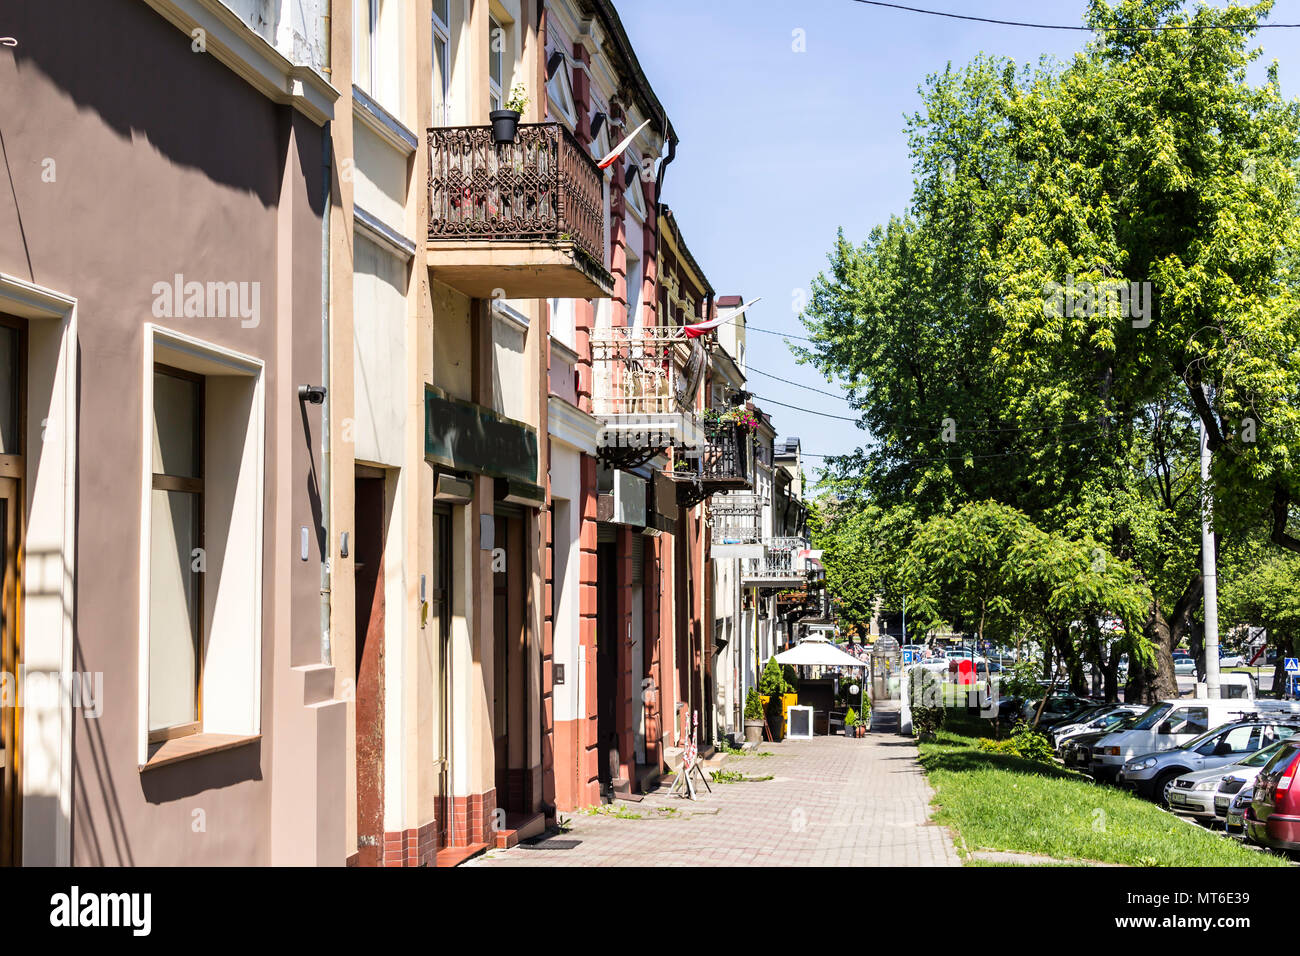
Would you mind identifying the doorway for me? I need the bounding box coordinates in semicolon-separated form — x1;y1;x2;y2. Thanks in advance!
1;314;24;867
431;507;452;848
0;477;21;867
353;471;387;866
595;537;618;791
492;511;527;815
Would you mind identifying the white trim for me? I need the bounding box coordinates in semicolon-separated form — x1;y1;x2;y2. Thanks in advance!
354;205;418;261
141;0;339;125
353;84;418;156
0;273;77;867
138;325;266;766
547;396;602;455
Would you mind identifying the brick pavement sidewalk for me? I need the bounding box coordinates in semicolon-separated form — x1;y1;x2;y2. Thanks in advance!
466;729;959;867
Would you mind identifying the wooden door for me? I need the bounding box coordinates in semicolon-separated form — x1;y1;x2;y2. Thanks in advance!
353;475;386;866
0;477;20;866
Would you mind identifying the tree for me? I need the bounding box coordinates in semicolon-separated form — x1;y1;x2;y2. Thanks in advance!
1220;538;1300;691
798;0;1300;699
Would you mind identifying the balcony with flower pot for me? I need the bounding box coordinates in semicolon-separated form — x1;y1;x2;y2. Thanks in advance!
591;325;706;469
699;405;756;496
426;122;613;299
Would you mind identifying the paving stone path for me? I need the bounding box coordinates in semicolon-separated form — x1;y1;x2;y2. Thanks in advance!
468;723;960;867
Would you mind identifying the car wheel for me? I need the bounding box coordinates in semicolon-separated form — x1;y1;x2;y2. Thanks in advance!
1153;769;1183;807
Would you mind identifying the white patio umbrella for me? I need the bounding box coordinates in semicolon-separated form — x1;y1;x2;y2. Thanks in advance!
773;636;868;669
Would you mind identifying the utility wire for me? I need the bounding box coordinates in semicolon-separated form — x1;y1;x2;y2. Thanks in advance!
850;0;1300;31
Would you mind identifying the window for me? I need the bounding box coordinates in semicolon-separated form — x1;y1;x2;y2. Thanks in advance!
0;322;18;456
489;15;505;112
625;249;642;328
432;3;451;126
546;52;576;127
149;366;204;740
355;0;379;96
140;328;265;765
624;157;648;220
1166;706;1209;735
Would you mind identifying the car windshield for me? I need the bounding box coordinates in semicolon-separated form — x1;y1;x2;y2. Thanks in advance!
1095;711;1129;728
1131;703;1172;731
1238;739;1289;768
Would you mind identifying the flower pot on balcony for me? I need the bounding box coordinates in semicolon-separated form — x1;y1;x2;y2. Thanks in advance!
489;109;521;144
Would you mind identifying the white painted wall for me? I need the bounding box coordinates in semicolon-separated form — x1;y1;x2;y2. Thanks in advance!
220;0;328;73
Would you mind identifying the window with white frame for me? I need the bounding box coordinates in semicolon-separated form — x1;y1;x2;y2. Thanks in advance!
624;155;648;221
356;0;403;117
141;328;265;759
625;248;642;329
489;14;505;112
548;297;576;350
432;1;452;126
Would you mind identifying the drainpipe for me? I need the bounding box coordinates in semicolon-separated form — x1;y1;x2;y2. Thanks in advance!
320;120;332;664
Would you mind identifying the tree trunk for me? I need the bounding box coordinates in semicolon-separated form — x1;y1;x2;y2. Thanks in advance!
1103;653;1120;702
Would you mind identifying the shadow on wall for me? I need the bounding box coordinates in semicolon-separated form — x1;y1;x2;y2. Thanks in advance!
3;0;284;209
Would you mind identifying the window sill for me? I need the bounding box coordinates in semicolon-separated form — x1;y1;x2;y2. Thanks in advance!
139;733;260;772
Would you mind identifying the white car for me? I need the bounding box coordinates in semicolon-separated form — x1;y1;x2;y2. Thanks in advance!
1089;699;1300;782
1174;658;1197;677
1166;738;1296;821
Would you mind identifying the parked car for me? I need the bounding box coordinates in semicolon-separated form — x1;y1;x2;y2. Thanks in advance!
1022;693;1097;727
1061;713;1142;769
1224;787;1253;839
1174;657;1197;677
1246;739;1300;853
1052;705;1145;750
1221;652;1246;668
1089;699;1300;783
1119;719;1300;802
1167;739;1296;822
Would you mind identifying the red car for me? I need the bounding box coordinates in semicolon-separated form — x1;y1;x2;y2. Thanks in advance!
1246;739;1300;853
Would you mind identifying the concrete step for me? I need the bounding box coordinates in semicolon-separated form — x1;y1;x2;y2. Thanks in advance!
493;811;546;850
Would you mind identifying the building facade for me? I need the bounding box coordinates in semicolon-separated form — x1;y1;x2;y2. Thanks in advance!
0;0;813;869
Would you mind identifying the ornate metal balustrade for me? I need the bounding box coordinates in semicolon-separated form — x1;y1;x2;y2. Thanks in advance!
709;494;762;546
427;123;606;270
591;325;706;466
700;417;753;491
743;537;812;586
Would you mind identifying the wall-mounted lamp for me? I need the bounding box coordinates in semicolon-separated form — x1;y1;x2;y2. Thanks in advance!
546;50;565;80
298;384;327;404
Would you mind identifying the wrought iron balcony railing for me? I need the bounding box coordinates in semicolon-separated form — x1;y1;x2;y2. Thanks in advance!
427;122;607;271
591;325;706;463
709;494;762;546
700;418;754;490
743;537;812;583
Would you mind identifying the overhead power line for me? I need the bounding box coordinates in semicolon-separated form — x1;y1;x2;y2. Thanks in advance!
850;0;1300;31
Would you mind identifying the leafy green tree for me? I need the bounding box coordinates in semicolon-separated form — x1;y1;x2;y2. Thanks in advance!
1220;539;1300;691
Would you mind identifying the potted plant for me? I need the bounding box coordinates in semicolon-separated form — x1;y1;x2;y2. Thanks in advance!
743;689;765;744
490;83;529;144
758;656;794;741
844;707;858;738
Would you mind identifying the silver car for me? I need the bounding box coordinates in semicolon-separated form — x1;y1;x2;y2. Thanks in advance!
1119;720;1299;802
1167;739;1294;822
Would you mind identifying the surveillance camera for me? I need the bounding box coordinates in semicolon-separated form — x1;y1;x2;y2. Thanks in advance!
298;384;327;405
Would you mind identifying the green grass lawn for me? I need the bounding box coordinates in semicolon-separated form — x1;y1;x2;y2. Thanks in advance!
918;716;1289;867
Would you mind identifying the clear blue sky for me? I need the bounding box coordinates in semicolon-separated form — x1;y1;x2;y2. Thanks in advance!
617;0;1300;482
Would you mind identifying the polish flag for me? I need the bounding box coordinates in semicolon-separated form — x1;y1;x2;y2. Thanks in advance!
597;118;651;169
683;297;762;339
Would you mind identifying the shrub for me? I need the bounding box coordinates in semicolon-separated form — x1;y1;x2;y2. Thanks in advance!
759;656;793;696
976;721;1054;763
744;688;764;721
907;666;946;740
845;707;859;728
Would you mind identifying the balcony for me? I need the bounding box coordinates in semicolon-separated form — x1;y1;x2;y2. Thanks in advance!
742;537;813;589
700;414;754;493
592;325;706;468
427;123;613;299
709;494;762;558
